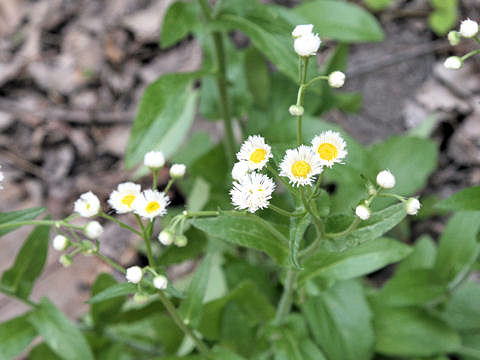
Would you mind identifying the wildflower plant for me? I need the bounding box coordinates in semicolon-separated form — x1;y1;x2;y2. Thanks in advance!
445;18;480;70
1;1;480;360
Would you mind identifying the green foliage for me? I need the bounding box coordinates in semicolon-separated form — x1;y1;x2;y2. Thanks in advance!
364;0;393;11
90;273;126;326
0;207;45;238
0;313;37;360
161;1;199;48
429;0;458;36
87;282;136;304
436;185;480;211
1;220;50;300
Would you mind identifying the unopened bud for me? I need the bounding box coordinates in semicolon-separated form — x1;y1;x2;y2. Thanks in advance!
59;254;73;268
289;105;304;116
447;31;461;46
158;230;174;246
53;235;69;251
153;275;168;290
355;205;371;220
174;235;188;247
405;198;421;215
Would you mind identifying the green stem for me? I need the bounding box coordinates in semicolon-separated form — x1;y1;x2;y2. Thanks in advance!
144;220;155;267
164;179;175;194
325;218;361;239
183;210;220;218
135;214;146;232
100;213;142;237
304;75;329;89
96;252;126;274
296;57;309;145
273;269;297;325
0;284;37;307
269;204;305;218
300;187;323;239
378;193;406;202
266;163;298;196
157;291;212;358
461;48;480;61
153;170;159;190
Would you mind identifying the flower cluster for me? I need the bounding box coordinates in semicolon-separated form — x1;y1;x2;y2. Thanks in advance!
444;19;480;70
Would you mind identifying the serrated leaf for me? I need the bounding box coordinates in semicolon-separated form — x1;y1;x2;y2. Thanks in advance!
192;213;289;265
87;282;136;304
293;0;384;43
1;220;50;300
299;237;411;285
289;213;310;269
125;72;200;169
0;207;45;238
436;185;480;211
0;313;37;360
28;298;94;360
160;1;199;48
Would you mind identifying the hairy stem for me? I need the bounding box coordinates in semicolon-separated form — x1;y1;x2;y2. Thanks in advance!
273;269;298;325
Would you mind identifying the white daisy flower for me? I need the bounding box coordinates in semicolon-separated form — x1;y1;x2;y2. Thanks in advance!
108;182;142;214
406;198;421;215
459;19;479;38
376;170;396;189
294;32;321;57
85;221;103;239
236;135;273;171
230;172;276;213
126;266;143;284
279;145;323;187
292;24;314;39
311;131;348;167
232;161;250;181
144;151;165;169
133;189;170;220
74;191;101;218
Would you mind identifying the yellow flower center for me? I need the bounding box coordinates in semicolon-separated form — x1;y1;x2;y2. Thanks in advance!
86;203;91;211
317;143;338;161
291;160;311;178
250;148;267;164
145;201;160;214
121;194;135;207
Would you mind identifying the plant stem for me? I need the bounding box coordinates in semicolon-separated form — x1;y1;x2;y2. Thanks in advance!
144;220;155;267
100;213;142;237
183;210;220;218
96;252;126;274
153;170;159;190
461;48;480;61
164;179;175;194
266;163;298;196
0;284;37;307
269;204;305;218
296;57;309;145
273;269;297;325
325;218;361;239
198;0;235;163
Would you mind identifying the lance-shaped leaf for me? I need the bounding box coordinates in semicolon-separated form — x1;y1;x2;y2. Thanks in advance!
1;220;50;300
435;185;480;211
192;213;289;265
0;313;37;360
289;213;310;269
125;72;201;169
87;283;136;304
0;207;45;238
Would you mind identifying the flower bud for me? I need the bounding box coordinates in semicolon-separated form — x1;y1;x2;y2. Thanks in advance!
447;31;461;46
459;19;479;38
292;24;314;39
153;275;168;290
289;105;304;116
376;170;396;189
133;293;149;304
444;56;462;70
126;266;143;284
170;164;186;179
294;33;321;57
158;230;174;246
405;198;421;215
85;221;103;239
52;235;69;251
328;71;346;88
355;205;371;220
144;151;165;169
74;191;100;218
174;235;188;247
59;254;73;268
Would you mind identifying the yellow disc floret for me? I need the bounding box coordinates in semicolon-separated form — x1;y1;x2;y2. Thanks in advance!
250;148;267;164
146;201;160;214
317;143;338;161
121;195;135;207
291;160;311;178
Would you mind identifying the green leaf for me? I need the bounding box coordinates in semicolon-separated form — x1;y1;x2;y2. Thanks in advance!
302;280;374;360
436;186;480;211
0;313;37;360
192;213;289;265
28;298;94;360
293;0;384;43
0;207;45;238
87;282;136;304
244;47;271;110
442;281;480;331
187;178;211;213
160;1;199;48
158;227;207;266
220;302;258;357
215;0;298;81
325;203;407;251
364;0;393;11
90;273;126;326
300;237;412;285
434;212;480;283
372;303;461;356
29;343;62;360
377;268;447;306
395;235;437;273
429;0;458;36
125;72;200;169
274;330;327;360
1;220;50;299
179;253;212;328
289;213;310;269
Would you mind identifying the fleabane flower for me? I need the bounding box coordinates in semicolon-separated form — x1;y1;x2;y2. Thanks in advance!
328;71;346;88
230;172;275;213
108;182;142;214
133;189;169;219
459;19;479;38
279;145;323;187
236;135;272;171
294;32;321;57
376;170;396;189
406;198;421;215
126;266;143;284
74;191;100;217
232;161;250;181
292;24;314;39
144;151;165;169
444;56;462;70
311;131;347;167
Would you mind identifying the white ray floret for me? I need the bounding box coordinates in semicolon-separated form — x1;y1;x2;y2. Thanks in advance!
232;161;250;181
444;56;462;70
74;191;101;218
292;24;314;39
133;189;170;219
230;172;276;213
170;164;186;179
108;182;142;214
279;145;323;187
311;131;348;167
53;235;69;251
236;135;273;171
